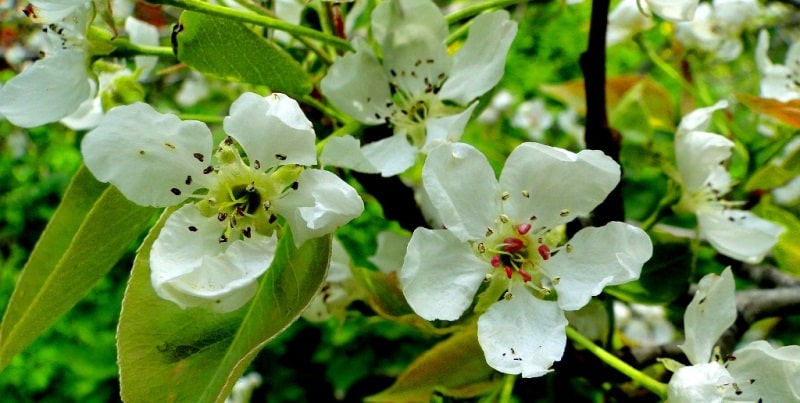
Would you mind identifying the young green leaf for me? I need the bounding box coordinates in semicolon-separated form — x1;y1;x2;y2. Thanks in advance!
117;210;331;403
173;11;312;97
0;165;156;370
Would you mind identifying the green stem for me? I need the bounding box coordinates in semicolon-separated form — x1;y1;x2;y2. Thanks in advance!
445;0;526;24
634;35;699;101
498;373;517;403
147;0;352;52
88;26;174;58
302;95;350;124
566;327;668;399
315;120;363;155
640;180;681;232
179;114;225;124
446;20;472;46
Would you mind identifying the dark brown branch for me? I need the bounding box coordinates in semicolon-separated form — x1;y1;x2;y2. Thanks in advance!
579;0;624;226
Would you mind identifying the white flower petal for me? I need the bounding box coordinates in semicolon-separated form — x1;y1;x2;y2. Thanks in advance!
438;11;518;105
499;143;619;229
756;30;800;102
320;39;393;125
399;228;488;321
81;103;214;207
422;102;478;153
0;48;91;128
319;135;380;174
371;0;447;47
362;134;418;177
544;222;652;311
368;230;411;274
675;131;734;193
125;17;160;81
697;207;784;263
224;92;317;168
477;282;568;378
680;267;736;365
667;362;732;403
151;204;277;313
28;0;90;23
423;142;500;241
60;78;102;130
645;0;698;22
676;100;728;136
380;26;451;97
606;0;655;46
726;340;800;401
272;169;364;247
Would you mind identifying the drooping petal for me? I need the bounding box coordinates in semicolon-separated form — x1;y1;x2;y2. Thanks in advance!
0;48;91;128
697;207;784;263
422;102;478;153
224;92;317;168
368;230;411;274
645;0;698;22
477;282;568;378
755;30;800;102
319;135;381;174
676;100;728;136
725;341;800;401
399;228;488;321
320;39;393;125
423;142;500;242
499;143;619;230
124;17;160;81
271;169;364;247
371;0;447;47
81;103;214;207
60;78;102;130
544;222;652;311
680;267;736;365
362;134;418;176
438;11;518;105
675;130;733;194
150;205;277;313
667;362;732;403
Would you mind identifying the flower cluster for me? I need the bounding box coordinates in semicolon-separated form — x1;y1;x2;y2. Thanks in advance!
82;92;364;312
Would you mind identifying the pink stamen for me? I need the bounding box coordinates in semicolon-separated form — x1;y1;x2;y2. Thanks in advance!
538;244;551;260
504;266;513;279
504;237;524;252
519;269;532;282
491;255;501;267
516;223;532;235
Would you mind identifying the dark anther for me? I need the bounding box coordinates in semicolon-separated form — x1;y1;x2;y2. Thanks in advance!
390;69;397;77
217;212;228;221
236;205;245;216
185;176;192;185
203;166;214;174
275;154;287;161
224;136;234;145
268;214;277;224
219;234;228;243
170;188;181;195
193;152;204;162
242;227;252;238
254;160;261;170
290;181;299;190
188;226;197;232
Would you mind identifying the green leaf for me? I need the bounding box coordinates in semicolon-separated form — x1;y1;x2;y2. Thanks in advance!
753;202;800;276
745;144;800;191
607;230;692;304
174;11;312;97
0;165;156;370
366;326;499;402
117;212;331;403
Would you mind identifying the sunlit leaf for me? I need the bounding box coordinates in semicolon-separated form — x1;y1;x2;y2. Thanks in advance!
738;93;800;127
0;165;156;370
117;213;331;403
753;203;800;276
366;326;499;402
746;143;800;191
539;76;659;116
174;11;312;96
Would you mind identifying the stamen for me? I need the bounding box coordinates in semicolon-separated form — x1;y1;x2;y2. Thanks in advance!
501;191;510;201
491;255;501;267
516;223;531;235
503;237;524;252
559;209;570;217
519;269;532;282
538;244;551;260
193;153;204;162
504;266;513;278
170;188;181;195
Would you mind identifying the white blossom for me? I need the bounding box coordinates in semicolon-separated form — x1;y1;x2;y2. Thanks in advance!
399;142;652;377
666;268;800;402
302;237;359;322
607;0;699;46
755;30;800;102
81;92;364;312
319;0;517;177
512;99;554;141
675;0;758;62
673;102;784;263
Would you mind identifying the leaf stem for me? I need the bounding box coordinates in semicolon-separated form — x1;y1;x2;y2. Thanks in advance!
88;26;175;58
147;0;352;52
315;119;363;155
498;373;517;403
640;180;681;232
566;326;668;398
445;0;527;24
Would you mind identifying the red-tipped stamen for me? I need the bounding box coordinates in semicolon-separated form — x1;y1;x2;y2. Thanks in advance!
504;266;513;279
538;244;551;260
519;269;532;282
491;255;501;267
516;223;532;235
503;237;524;252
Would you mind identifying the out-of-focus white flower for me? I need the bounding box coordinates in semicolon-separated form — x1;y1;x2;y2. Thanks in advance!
675;0;758;61
320;0;517;177
81;92;364;312
607;0;655;46
773;138;800;205
400;141;652;377
673;101;784;263
368;230;411;274
557;107;585;147
477;90;515;124
615;302;676;347
755;30;800;102
512;99;554;141
303;238;359;322
666;268;800;402
225;372;262;403
124;16;160;81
